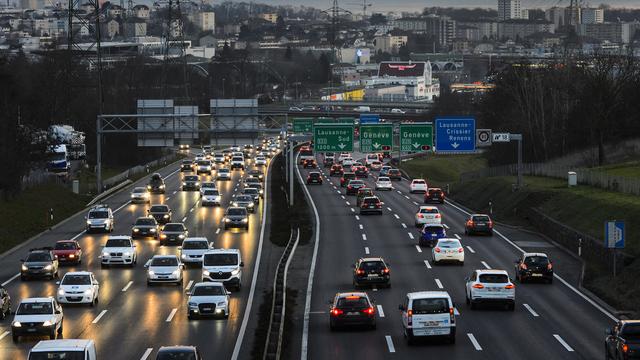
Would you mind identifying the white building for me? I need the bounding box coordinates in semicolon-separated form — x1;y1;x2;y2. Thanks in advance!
498;0;521;21
364;61;439;101
581;8;604;25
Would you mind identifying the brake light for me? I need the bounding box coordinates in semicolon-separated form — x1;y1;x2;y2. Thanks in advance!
363;307;375;315
488;220;494;228
467;220;474;226
450;307;455;323
623;344;629;353
348;185;352;189
520;263;528;270
307;176;311;180
376;203;381;208
356;269;365;275
382;268;390;274
346;295;360;299
547;263;553;270
331;308;343;316
434;247;441;253
435;214;441;218
418;214;424;218
505;284;515;289
472;283;484;289
458;247;464;253
407;309;413;325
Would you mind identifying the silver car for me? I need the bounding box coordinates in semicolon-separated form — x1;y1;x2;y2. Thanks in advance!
187;282;230;319
130;187;150;203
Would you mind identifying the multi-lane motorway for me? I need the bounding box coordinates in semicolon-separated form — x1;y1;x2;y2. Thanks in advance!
299;150;617;359
0;154;270;359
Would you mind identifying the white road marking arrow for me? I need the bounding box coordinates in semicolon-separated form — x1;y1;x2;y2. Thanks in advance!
372;143;381;149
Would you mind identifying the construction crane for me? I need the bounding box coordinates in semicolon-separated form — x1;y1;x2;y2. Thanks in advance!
347;0;372;17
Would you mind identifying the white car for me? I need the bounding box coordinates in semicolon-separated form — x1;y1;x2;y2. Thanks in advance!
130;187;150;204
230;156;245;170
12;298;64;342
56;272;99;306
414;206;441;227
199;182;217;195
146;255;184;286
337;153;351;163
375;176;393;191
180;237;212;265
213;153;225;163
201;189;221;206
217;168;231;180
194;154;205;162
391;108;406;114
255;156;267;166
187;282;230;319
410;179;428;193
399;291;456;345
365;154;379;166
202;249;244;291
101;236;137;268
465;269;515;311
196;160;213;175
432;239;464;265
342;158;355;167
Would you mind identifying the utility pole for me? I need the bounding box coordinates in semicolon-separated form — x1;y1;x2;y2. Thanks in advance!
323;0;351;95
160;0;190;100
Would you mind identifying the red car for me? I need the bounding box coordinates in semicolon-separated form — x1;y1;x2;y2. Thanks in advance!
53;240;82;264
330;164;344;176
354;166;369;178
424;188;445;204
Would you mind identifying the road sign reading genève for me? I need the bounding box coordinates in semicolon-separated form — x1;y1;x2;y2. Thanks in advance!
313;123;354;152
360;124;393;153
399;123;433;152
292;118;313;133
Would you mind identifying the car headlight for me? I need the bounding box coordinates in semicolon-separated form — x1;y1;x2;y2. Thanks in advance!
181;254;188;259
21;264;28;271
131;194;136;198
217;301;227;307
150;228;156;232
84;289;92;295
195;182;200;186
231;268;240;276
172;269;180;277
224;218;230;222
44;265;53;271
188;302;198;308
147;185;151;189
159;185;165;189
182;182;186;186
247;203;254;208
163;214;169;218
86;220;91;225
42;320;52;327
148;270;155;276
203;270;210;276
160;234;167;239
58;289;65;296
259;189;264;194
124;252;131;257
178;234;185;239
13;321;21;327
242;218;248;223
102;251;109;257
133;228;139;232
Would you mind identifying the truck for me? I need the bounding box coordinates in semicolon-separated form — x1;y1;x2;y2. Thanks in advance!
50;125;86;160
47;144;70;176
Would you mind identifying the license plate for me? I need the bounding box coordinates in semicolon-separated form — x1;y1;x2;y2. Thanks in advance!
487;287;500;292
369;206;375;208
159;276;168;279
367;274;378;278
531;273;543;277
432;197;439;200
203;307;212;311
423;321;440;326
347;312;359;316
27;328;36;332
476;223;486;226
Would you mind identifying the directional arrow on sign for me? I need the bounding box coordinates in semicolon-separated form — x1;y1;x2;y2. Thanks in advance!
451;142;460;149
372;143;381;149
412;142;420;149
338;143;346;149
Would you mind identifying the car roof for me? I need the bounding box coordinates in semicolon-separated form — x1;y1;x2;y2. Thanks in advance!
20;297;54;303
523;252;548;258
31;339;94;351
192;281;224;288
419;206;438;210
359;257;384;262
108;235;132;240
55;240;76;243
429;187;442;191
183;237;208;242
158;346;197;352
150;204;169;208
363;196;380;201
152;255;179;259
471;213;490;217
63;271;92;276
407;291;451;300
205;248;240;255
412;179;426;182
336;292;369;299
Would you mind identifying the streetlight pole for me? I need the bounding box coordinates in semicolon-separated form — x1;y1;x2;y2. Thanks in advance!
222;78;226;98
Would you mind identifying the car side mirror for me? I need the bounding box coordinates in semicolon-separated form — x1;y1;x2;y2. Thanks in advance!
226;291;232;295
144;263;149;268
55;281;60;285
93;281;99;286
240;262;244;267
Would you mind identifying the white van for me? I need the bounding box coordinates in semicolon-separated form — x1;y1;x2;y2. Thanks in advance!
399;291;456;345
353;106;371;113
29;339;97;360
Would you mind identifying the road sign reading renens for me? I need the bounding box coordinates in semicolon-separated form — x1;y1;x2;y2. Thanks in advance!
313;124;354;152
359;124;393;153
435;117;476;152
399;123;433;152
292;118;313;133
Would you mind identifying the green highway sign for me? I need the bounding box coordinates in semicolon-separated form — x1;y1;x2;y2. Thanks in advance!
336;117;355;124
292;118;313;133
360;124;393;153
400;123;433;152
313;124;354;152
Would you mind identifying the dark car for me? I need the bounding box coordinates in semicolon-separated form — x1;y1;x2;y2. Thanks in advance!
356;188;374;207
346;180;365;196
323;156;334;168
180;160;194;172
329;292;376;331
148;173;166;194
243;177;261;188
387;168;402;181
52;240;82;265
464;214;494;235
242;187;261;203
247;169;264;181
340;172;356;187
425;188;445;204
359;196;383;215
156;346;202;360
132;216;159;239
353;257;390;288
307;172;323;185
303;159;317;168
21;248;59;280
330;164;344;176
606;320;640;360
159;223;188;246
148;204;172;224
354;166;369;178
515;253;553;283
419;224;446;247
223;207;249;230
232;195;257;213
182;175;201;191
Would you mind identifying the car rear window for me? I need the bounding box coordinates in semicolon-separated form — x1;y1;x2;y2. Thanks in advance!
360;261;384;270
411;298;449;314
424;226;444;232
389;169;400;174
419;208;439;214
337;297;368;308
378;177;390;182
437;240;460;248
54;242;77;250
300;149;313;156
163;224;184;232
363;198;379;204
310;173;321;178
479;274;509;283
524;256;549;266
133;187;147;192
413;180;426;184
472;215;491;222
429;189;442;194
182;241;208;250
106;238;131;247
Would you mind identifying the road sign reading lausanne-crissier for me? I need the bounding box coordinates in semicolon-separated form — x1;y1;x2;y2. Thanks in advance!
435;117;476;152
313;123;354;152
399;123;433;152
360;124;393;153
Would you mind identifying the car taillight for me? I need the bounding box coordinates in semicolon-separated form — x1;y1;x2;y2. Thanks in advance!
434;247;441;253
547;263;553;270
435;214;441;218
331;308;343;316
472;283;484;289
357;269;365;275
348;185;352;189
488;220;494;228
623;344;629;353
307;176;311;180
458;247;464;253
440;194;445;198
505;284;515;289
467;220;474;226
418;214;424;218
363;307;375;315
520;263;528;270
407;309;412;325
376;203;381;208
383;268;390;274
449;307;455;323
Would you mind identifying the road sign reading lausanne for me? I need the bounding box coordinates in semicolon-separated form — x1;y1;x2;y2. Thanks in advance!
292;118;313;133
360;124;393;153
399;123;433;152
313;124;354;152
435;117;476;152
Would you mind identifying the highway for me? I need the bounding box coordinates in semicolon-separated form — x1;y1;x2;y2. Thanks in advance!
0;153;271;359
299;151;617;359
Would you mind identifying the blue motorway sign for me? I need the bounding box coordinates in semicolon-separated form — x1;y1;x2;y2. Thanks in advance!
359;114;380;124
435;117;476;152
605;221;625;249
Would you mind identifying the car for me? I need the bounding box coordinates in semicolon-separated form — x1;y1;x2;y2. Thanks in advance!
145;255;184;286
303;159;317;168
399;291;456;345
28;339;97;359
329;292;376;331
605;320;640;360
369;161;382;171
180;160;194;172
182;175;200;191
346;179;366;196
255;156;267;166
299;147;314;164
131;216;159;239
232;194;257;213
432;238;464;265
330;164;344;176
148;204;172;224
242;186;261;202
0;285;11;320
187;282;230;319
354;165;369;178
196;160;213;175
213;153;225;163
323;155;334;167
342;157;355;167
52;240;82;265
425;188;445;204
359;196;383;215
514;253;553;283
101;236;137;267
364;154;379;166
194;153;205;162
337;153;351;163
307;172;323;185
130;186;150;204
410;179;428;193
12;298;63;342
159;223;188;246
222;207;249;230
201;188;221;206
465;269;515;311
391;108;406;114
21;248;59;280
375;176;393;191
202;249;244;290
356;188;374;207
243;176;261;188
222;150;232;161
217;168;231;180
353;258;389;288
179;237;211;265
379;166;391;177
464;214;494;235
199;181;216;194
387;168;402;181
353;106;371;112
230;156;245;170
85;204;114;233
247;169;264;181
415;206;441;227
155;346;203;359
147;173;166;194
419;224;446;247
340;172;356;187
56;271;99;306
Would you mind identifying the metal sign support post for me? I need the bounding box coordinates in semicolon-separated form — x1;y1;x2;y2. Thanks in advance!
510;133;523;190
289;139;294;207
96;116;102;192
284;117;288;184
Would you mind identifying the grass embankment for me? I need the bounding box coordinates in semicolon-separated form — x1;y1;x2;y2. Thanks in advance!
0;185;91;253
400;154;487;187
594;161;640;178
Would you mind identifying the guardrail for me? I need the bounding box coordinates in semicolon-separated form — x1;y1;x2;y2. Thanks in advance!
263;227;300;360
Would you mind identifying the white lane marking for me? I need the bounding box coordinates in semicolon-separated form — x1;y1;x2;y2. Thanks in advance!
372;288;378;292
444;199;619;322
173;190;177;194
553;334;575;352
412;201;419;206
415;245;422;253
455;234;461;240
443;223;450;229
185;280;194;291
377;305;385;318
336;190;341;194
481;261;491;269
387;207;392;212
365;247;370;255
466;246;475;253
393;214;400;219
1;273;20;286
524;303;539;317
189;208;194;212
92;310;108;324
113;201;131;214
424;260;431;269
404;195;410;199
401;223;407;229
140;348;153;360
0;331;10;341
408;232;415;239
121;281;133;292
216;228;220;234
362;234;367;241
166;308;178;322
385;336;396;353
467;333;483;350
435;279;443;289
350;208;355;213
396;190;402;194
70;231;86;241
333;186;337;189
454;308;460;316
341;195;346;199
166;196;171;200
355;215;360;220
346;201;351;206
359;224;363;230
182;217;187;222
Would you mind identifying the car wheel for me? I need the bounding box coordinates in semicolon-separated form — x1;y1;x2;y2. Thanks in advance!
20;275;26;281
0;307;5;320
12;333;19;343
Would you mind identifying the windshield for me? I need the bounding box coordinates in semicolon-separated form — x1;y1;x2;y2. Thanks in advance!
236;196;252;202
17;302;53;315
151;257;178;266
193;285;226;296
300;150;313;156
309;173;320;178
135;218;156;226
389;169;400;174
227;208;247;216
363;198;379;204
243;189;258;195
472;215;491;222
479;274;509;283
150;206;169;212
219;169;229;173
62;274;91;285
163;224;184;232
437;240;460;248
105;239;131;247
88;211;108;219
204;253;238;266
183;241;208;250
156;350;197;360
202;183;215;188
336;297;368;308
26;253;51;262
184;176;198;181
232;157;243;161
349;181;364;186
29;351;85;360
412;298;449;314
378;177;390;182
54;242;76;250
622;324;640;338
50;152;66;161
197;161;210;166
133;187;147;193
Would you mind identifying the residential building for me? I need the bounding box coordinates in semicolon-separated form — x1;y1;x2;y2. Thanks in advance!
195;11;215;32
577;22;631;44
425;14;456;49
457;21;498;40
19;0;43;10
132;5;150;19
581;8;604;24
259;13;278;24
393;17;427;32
199;33;217;47
107;5;123;18
124;18;146;38
364;61;439;100
101;18;121;39
339;47;371;64
373;34;406;54
498;19;555;41
498;0;521;21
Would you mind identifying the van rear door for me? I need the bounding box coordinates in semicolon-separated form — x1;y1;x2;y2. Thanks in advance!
410;297;453;336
